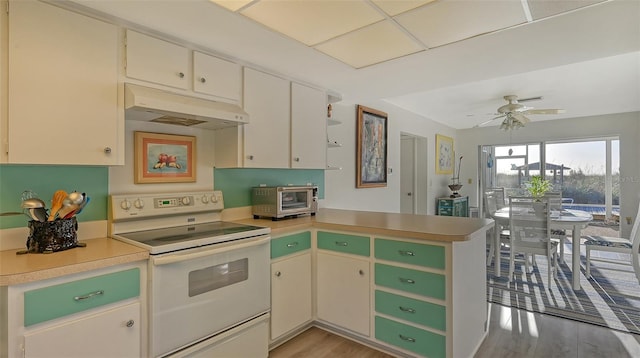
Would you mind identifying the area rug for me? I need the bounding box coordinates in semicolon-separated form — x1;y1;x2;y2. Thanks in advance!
487;246;640;335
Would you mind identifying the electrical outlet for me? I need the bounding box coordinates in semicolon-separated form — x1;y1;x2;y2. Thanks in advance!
468;178;472;184
626;216;632;225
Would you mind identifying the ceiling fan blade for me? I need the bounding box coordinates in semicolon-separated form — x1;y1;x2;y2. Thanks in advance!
525;108;566;115
512;113;530;124
475;114;506;127
517;96;543;103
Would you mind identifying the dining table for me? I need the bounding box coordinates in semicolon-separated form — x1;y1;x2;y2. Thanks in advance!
492;207;593;290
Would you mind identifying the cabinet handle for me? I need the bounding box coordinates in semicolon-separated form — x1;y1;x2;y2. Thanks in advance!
247;155;254;160
178;72;185;78
199;77;206;83
126;320;135;328
286;242;298;248
398;250;415;256
335;241;348;246
399;277;415;284
399;334;416;343
399;306;416;314
74;290;104;301
294;157;300;162
275;271;281;277
358;269;365;276
104;147;112;154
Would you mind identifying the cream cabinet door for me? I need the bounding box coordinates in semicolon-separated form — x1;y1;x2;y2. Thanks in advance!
316;252;370;336
271;253;312;340
7;1;120;165
23;302;140;358
291;83;327;169
125;30;189;90
243;68;290;168
193;51;241;102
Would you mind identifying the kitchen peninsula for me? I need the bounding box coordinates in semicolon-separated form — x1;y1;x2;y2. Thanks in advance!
235;208;494;358
1;210;492;358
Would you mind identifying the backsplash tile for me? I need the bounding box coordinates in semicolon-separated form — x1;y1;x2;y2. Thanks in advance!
214;168;324;208
0;165;108;229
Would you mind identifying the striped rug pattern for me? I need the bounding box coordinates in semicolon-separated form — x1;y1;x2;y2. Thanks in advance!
487;248;640;335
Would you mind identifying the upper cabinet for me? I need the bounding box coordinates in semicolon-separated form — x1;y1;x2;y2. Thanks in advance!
125;30;190;90
193;51;241;102
214;70;329;169
291;83;327;169
6;1;121;165
242;68;291;168
125;31;241;104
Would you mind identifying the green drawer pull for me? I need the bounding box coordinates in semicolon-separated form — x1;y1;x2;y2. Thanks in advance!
399;277;415;284
73;290;104;301
399;306;416;314
286;242;298;248
335;241;348;246
398;250;415;256
399;334;416;343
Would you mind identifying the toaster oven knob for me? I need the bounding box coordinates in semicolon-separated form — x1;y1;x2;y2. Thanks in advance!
120;199;132;211
201;195;209;204
134;198;145;209
211;194;218;203
180;196;191;205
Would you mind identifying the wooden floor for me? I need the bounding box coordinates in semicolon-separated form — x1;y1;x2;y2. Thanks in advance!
269;303;640;358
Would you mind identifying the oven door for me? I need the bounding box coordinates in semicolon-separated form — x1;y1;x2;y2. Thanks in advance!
277;187;313;217
148;235;270;357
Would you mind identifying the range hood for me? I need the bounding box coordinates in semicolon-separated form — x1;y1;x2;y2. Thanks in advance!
124;83;249;130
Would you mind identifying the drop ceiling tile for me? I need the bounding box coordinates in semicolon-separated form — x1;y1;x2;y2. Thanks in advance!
395;0;528;48
314;20;424;69
371;0;438;16
527;0;606;20
240;0;384;46
209;0;253;12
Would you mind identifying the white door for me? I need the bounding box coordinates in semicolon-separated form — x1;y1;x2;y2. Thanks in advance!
401;136;415;214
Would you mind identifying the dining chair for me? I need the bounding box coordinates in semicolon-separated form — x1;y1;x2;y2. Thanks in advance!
485;191;511;266
508;196;559;287
487;187;507;209
585;201;640;280
545;192;567;262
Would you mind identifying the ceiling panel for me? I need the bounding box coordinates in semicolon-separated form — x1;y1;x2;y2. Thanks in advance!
240;0;384;46
527;0;606;20
371;0;437;16
395;0;528;48
315;20;425;68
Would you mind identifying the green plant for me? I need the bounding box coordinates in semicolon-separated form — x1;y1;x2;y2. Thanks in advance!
527;176;552;199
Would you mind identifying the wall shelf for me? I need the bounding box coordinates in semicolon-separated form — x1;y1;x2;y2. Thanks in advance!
327;141;342;148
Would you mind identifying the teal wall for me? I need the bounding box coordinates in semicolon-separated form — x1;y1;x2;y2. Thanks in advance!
0;165;108;229
214;168;324;208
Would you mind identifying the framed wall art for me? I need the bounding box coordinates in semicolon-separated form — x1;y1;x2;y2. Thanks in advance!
134;131;196;184
356;105;388;188
435;134;454;175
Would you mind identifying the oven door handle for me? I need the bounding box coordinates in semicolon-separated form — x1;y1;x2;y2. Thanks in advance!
151;235;270;266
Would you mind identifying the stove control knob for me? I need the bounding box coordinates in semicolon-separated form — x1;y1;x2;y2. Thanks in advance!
120;199;132;211
201;195;209;204
180;196;191;206
211;194;218;203
134;198;144;209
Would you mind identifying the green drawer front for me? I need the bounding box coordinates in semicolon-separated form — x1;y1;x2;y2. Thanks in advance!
271;231;311;259
375;264;445;300
437;207;452;216
375;290;446;331
375;239;445;270
24;268;140;326
376;316;447;358
317;231;370;257
375;316;446;358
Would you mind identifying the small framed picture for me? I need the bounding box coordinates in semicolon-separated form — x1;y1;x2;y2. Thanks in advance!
436;134;454;175
356;105;388;188
134;131;196;184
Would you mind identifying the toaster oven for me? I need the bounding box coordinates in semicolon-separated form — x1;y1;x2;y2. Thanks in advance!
252;186;317;220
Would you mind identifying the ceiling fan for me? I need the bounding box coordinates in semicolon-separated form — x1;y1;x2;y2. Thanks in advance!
477;95;566;130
